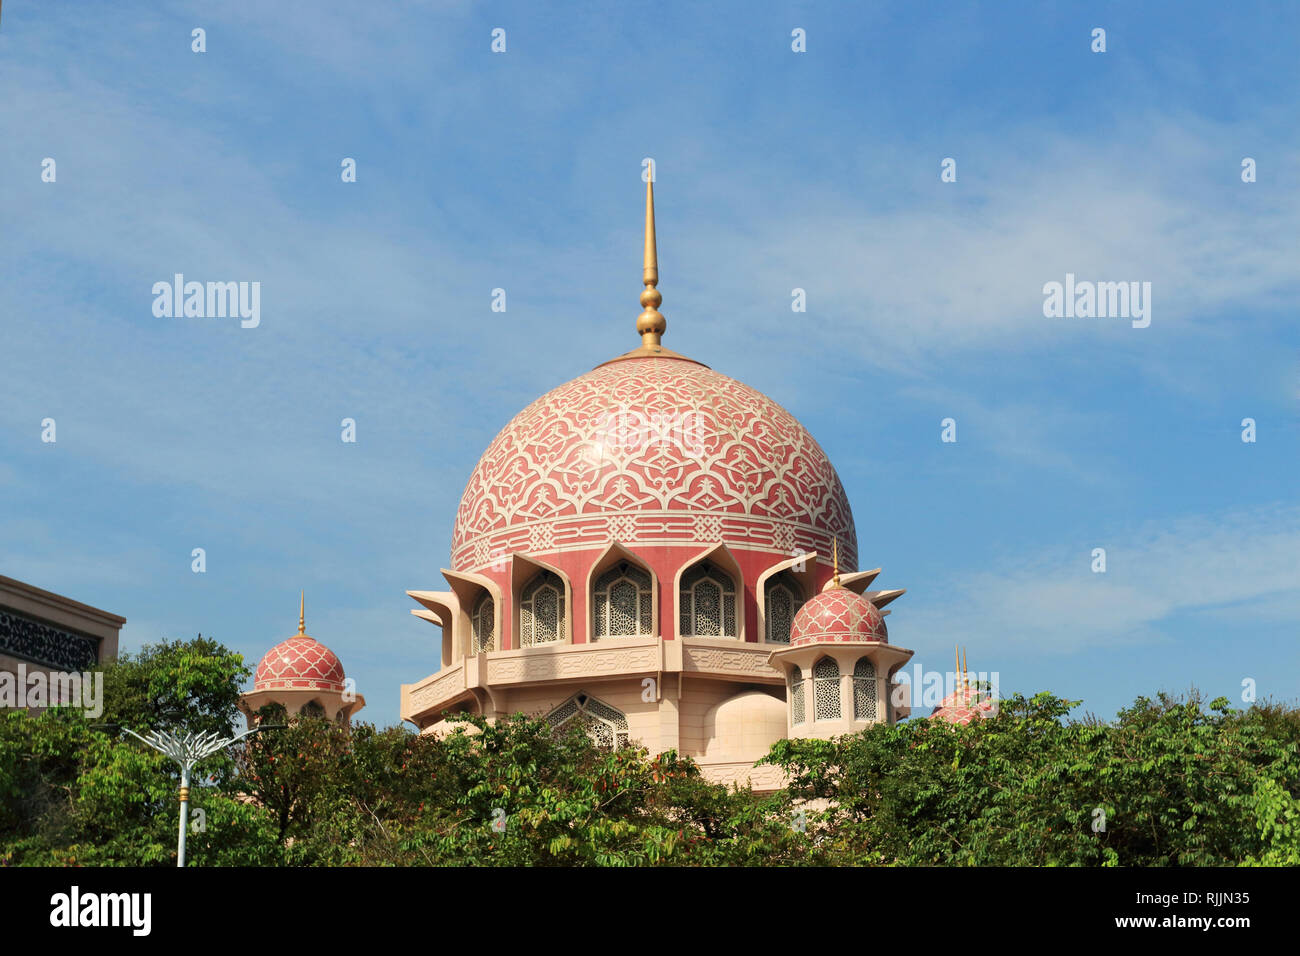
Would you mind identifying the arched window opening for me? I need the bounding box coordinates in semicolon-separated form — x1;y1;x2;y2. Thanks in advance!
593;561;653;639
520;571;565;646
545;693;630;751
790;665;805;725
764;572;804;644
471;592;495;654
853;657;878;721
813;657;840;720
679;561;738;638
300;700;325;719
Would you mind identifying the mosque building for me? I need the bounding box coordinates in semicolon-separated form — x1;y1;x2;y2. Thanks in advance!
393;178;919;790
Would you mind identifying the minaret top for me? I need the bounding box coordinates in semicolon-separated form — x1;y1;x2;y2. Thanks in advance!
636;175;665;347
298;590;306;636
596;176;704;368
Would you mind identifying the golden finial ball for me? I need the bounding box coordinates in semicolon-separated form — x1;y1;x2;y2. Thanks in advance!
637;309;666;334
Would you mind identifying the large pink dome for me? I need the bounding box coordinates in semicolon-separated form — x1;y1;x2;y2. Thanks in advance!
450;356;856;571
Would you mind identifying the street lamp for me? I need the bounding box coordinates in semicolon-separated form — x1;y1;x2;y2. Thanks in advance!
117;724;282;867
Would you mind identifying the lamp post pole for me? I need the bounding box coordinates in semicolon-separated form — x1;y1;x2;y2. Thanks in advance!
120;725;278;867
178;763;191;867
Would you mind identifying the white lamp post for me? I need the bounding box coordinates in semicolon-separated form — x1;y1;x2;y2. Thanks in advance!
120;725;278;867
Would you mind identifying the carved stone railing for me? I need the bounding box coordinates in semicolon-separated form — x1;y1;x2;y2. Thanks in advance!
404;635;784;725
403;662;466;721
485;636;660;684
681;637;783;682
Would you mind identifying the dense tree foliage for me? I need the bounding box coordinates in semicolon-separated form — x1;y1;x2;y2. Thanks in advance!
763;691;1300;866
1;638;1297;866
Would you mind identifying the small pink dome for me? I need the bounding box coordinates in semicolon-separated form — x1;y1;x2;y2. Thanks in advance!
254;635;346;692
789;586;887;646
930;688;996;725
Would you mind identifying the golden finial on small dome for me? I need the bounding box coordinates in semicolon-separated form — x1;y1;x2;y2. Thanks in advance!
636;172;666;347
298;590;306;635
832;539;841;587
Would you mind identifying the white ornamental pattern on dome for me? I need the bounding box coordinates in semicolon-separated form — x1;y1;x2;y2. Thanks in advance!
254;637;346;691
452;359;856;569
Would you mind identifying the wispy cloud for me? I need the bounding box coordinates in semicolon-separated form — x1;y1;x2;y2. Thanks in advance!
902;503;1300;655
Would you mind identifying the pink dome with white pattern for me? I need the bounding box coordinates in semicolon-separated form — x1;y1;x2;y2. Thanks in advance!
789;586;887;646
450;356;856;572
253;635;346;692
930;688;997;725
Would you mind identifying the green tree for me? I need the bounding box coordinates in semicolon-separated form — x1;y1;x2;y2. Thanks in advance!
96;635;249;740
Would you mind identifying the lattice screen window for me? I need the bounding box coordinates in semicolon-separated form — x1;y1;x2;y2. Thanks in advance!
790;665;805;724
520;570;565;646
853;657;878;721
545;692;630;751
679;561;737;638
764;573;804;644
813;657;841;720
593;561;653;639
471;592;495;654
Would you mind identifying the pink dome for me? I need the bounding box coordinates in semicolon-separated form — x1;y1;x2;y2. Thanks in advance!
789;586;887;646
930;688;996;725
254;635;346;692
450;356;856;572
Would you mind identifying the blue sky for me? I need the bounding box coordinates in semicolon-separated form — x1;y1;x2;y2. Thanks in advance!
1;1;1296;729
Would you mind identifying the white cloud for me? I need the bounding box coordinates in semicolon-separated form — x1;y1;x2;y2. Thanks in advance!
901;503;1300;654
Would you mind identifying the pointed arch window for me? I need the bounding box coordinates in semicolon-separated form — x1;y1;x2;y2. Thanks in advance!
853;657;878;721
764;572;804;644
593;561;653;639
679;561;738;638
520;571;565;646
545;693;630;751
471;592;495;654
813;657;840;720
790;665;805;725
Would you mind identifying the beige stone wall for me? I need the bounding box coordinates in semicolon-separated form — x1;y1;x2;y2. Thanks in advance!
679;680;775;757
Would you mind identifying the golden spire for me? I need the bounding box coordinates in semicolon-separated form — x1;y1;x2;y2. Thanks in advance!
962;648;969;691
832;539;841;587
955;644;961;693
298;590;306;635
636;173;666;347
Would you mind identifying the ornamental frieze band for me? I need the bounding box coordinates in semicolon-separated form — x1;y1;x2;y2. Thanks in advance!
0;608;99;671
